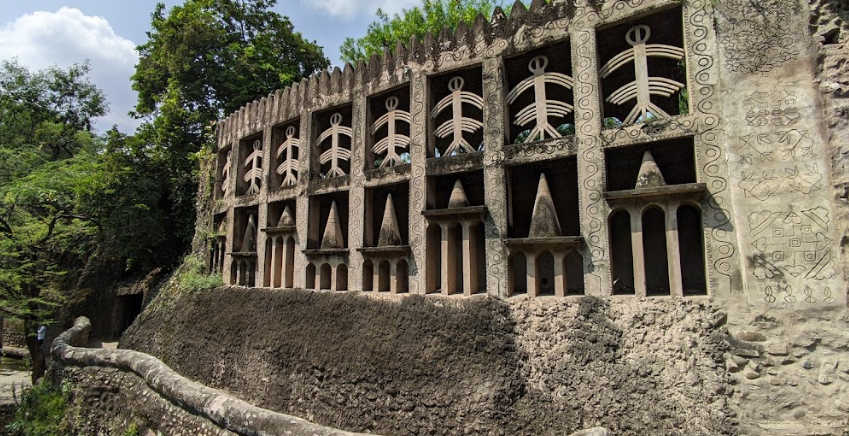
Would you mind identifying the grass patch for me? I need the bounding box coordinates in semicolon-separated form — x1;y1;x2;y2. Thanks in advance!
6;380;70;436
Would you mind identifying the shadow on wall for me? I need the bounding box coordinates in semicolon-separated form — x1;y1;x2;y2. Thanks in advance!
121;289;732;436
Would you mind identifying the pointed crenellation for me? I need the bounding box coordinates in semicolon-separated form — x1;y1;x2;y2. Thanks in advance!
455;20;470;47
241;214;257;253
439;25;454;51
394;41;407;67
319;69;331;96
528;173;562;238
320;201;345;249
472;12;489;43
490;6;508;38
424;31;437;59
377;194;403;247
278;205;295;227
529;0;547;14
448;180;470;209
409;35;422;63
635;150;667;189
508;0;528;31
330;66;342;94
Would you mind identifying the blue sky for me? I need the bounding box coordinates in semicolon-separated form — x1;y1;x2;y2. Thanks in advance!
0;0;420;132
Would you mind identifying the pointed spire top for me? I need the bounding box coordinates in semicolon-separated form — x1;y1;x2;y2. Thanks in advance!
320;201;345;249
529;173;562;238
448;179;470;209
377;193;403;247
241;214;257;252
635;150;666;189
278;205;295;227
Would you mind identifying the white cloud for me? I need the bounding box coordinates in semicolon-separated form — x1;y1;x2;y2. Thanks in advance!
0;7;140;133
301;0;419;20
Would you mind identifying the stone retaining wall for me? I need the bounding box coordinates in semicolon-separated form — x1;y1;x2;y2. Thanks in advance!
51;316;374;436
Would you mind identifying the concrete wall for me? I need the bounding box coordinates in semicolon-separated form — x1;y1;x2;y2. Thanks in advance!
123;288;733;436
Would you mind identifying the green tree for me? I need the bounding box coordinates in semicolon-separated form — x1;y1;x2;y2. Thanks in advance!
0;60;106;382
340;0;508;64
131;0;330;262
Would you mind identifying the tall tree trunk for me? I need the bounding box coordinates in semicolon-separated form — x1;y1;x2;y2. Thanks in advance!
22;320;45;383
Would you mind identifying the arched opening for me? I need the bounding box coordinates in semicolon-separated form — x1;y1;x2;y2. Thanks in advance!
426;223;442;293
472;221;486;294
565;251;585;295
642;207;670;296
536;251;555;296
610;210;634;295
263;239;273;287
363;260;374;291
677;205;707;295
509;251;528;296
319;263;332;290
396;259;409;293
448;222;463;295
336;264;348;291
284;236;295;288
378;260;391;292
305;263;316;289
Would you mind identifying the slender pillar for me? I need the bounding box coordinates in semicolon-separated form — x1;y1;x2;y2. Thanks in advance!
666;204;684;297
235;260;243;286
630;209;647;297
554;251;566;297
390;259;398;294
442;224;457;295
330;265;337;291
461;222;474;296
282;238;293;289
269;236;280;288
373;263;381;292
526;252;537;298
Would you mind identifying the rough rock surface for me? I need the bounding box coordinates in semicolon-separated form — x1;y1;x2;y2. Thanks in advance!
123;288;734;436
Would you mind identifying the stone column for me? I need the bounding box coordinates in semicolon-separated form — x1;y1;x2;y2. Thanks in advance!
481;55;510;298
348;94;368;292
442;223;457;295
373;263;381;292
665;203;684;297
554;251;566;297
630;209;646;297
526;252;537;298
390;259;398;294
295;99;313;290
408;72;429;295
572;27;611;296
282;237;294;288
461;221;477;296
269;236;280;288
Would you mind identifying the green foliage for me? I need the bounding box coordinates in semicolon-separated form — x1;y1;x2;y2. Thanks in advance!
6;380;70;436
121;422;140;436
178;254;223;291
0;61;107;334
131;0;330;264
340;0;509;64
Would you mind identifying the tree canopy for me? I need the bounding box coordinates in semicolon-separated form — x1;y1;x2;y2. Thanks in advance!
340;0;508;64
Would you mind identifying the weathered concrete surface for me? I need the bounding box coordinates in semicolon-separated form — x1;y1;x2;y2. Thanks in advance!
123;287;734;436
53;317;374;436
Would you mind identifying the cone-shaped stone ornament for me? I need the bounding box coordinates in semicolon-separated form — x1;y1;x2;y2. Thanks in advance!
635;150;666;189
241;214;257;252
278;205;295;227
378;194;403;246
528;173;562;238
447;179;470;209
320;201;345;249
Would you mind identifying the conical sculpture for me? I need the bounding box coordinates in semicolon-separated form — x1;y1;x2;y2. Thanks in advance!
447;179;470;209
278;205;295;227
320;201;345;249
241;214;257;252
635;150;666;189
377;193;403;246
528;173;562;238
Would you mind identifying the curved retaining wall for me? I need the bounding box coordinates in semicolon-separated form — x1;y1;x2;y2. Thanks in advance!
51;316;374;436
